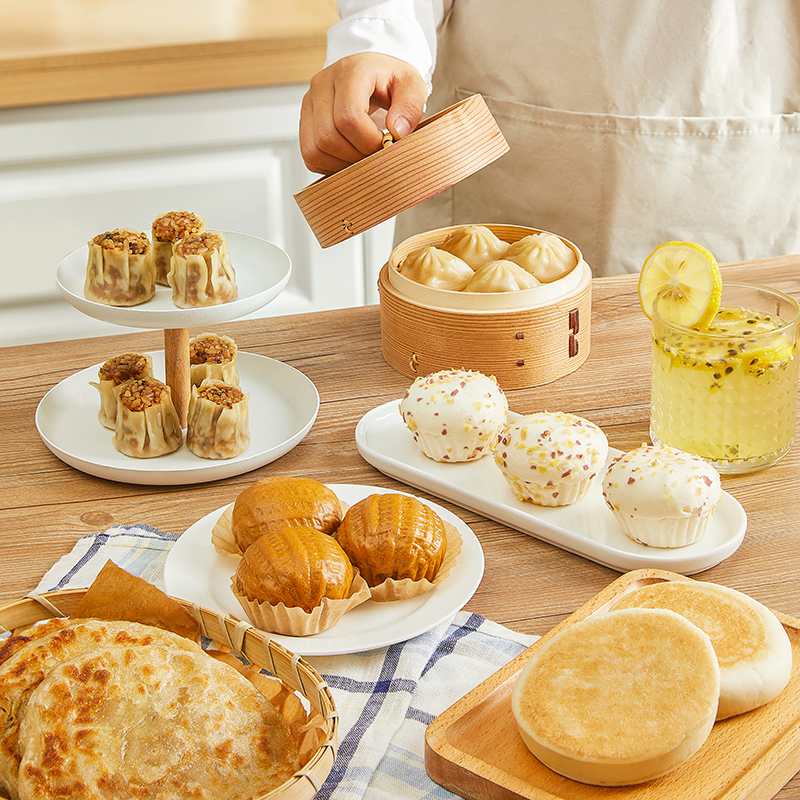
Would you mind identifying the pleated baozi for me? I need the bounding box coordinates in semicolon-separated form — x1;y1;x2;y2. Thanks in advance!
439;225;509;268
463;260;541;292
505;232;578;283
399;246;474;290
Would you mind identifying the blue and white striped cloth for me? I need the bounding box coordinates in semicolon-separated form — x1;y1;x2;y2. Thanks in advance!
34;524;537;800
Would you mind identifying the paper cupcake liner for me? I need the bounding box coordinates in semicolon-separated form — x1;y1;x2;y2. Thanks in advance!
414;431;496;463
231;571;371;636
367;521;463;602
211;504;242;557
505;474;596;507
613;512;712;548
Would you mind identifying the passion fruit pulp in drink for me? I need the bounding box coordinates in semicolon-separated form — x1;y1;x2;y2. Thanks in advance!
655;306;795;382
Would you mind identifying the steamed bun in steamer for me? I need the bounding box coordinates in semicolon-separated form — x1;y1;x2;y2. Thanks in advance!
463;260;541;292
398;245;474;290
505;232;578;282
439;224;509;267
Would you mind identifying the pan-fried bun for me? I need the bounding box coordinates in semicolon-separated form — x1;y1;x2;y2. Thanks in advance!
0;619;201;799
613;580;793;719
511;608;719;786
17;644;299;800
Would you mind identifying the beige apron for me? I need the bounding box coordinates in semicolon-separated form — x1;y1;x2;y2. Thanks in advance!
394;0;800;275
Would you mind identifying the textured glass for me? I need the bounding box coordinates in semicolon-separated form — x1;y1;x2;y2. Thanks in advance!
650;284;800;474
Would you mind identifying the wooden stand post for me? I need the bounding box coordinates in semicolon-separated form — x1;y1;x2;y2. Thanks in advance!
164;327;190;427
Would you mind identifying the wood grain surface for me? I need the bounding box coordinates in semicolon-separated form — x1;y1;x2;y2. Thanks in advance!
2;256;800;797
0;0;338;108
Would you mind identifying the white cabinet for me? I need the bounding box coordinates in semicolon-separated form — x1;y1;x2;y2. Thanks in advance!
0;84;394;346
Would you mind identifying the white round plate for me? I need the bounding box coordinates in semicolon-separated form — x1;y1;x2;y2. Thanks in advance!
56;230;291;328
35;351;319;485
162;484;485;657
355;401;748;575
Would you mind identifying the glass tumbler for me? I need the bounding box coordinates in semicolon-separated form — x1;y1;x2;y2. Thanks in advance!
649;282;800;473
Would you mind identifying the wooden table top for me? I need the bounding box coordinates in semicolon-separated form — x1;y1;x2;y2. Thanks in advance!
3;255;800;795
0;0;338;108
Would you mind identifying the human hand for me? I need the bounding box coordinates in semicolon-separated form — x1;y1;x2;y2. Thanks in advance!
299;52;428;175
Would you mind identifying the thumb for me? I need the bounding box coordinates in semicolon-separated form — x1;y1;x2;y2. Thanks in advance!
385;80;427;140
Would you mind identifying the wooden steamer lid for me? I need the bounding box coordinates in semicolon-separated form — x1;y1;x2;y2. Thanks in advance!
293;94;509;248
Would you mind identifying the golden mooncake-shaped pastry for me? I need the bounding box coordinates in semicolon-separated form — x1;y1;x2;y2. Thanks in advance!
168;231;237;308
234;526;354;613
151;210;206;284
232;476;343;554
84;228;156;306
112;377;182;458
90;352;153;429
186;379;250;460
335;493;447;586
189;332;239;387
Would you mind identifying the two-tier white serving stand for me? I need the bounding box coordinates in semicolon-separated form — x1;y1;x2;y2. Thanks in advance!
36;231;320;486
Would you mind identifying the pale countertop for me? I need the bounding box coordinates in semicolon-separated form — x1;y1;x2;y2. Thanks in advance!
0;0;339;109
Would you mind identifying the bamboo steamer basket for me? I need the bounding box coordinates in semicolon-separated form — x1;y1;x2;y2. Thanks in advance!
379;224;592;389
0;589;337;800
294;94;509;248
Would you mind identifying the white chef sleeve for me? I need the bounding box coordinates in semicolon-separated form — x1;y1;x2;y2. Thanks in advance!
326;0;447;90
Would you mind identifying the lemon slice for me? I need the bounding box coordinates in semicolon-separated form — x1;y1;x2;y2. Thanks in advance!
638;241;722;328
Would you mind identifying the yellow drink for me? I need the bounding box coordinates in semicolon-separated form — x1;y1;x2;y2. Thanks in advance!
650;285;800;473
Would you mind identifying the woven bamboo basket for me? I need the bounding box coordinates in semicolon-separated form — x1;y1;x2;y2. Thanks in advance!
379;224;592;389
0;589;338;800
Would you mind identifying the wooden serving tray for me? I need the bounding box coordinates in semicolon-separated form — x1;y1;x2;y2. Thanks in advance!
294;94;509;248
425;569;800;800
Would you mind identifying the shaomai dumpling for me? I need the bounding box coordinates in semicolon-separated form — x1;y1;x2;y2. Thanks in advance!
186;378;250;460
439;224;509;268
91;352;154;429
189;332;239;387
398;246;474;290
112;377;182;458
151;210;206;284
167;231;238;308
463;260;541;292
84;228;156;307
505;231;578;283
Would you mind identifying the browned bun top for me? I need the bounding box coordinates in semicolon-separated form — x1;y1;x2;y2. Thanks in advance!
234;526;353;612
335;493;447;586
231;476;343;553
